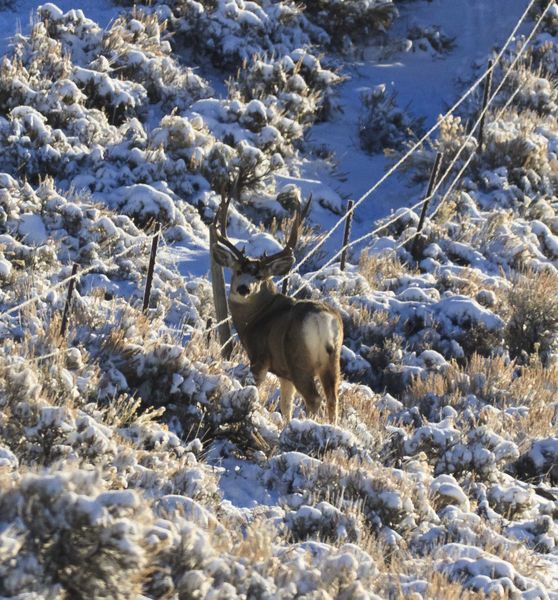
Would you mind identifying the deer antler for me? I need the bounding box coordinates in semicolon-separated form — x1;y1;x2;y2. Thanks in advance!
210;192;246;262
260;194;312;266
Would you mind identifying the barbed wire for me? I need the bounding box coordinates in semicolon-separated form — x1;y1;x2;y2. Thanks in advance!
203;0;543;343
394;3;552;256
288;0;552;298
277;0;542;284
0;230;159;321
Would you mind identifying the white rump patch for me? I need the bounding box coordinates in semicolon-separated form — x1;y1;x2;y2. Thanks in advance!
302;312;339;367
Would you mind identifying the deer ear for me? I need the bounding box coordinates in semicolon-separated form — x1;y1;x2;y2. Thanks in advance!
260;253;295;277
212;242;238;268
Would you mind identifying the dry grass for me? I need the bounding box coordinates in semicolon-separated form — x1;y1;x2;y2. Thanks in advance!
504;268;558;360
360;534;490;599
359;251;414;290
232;520;276;563
406;352;558;442
340;385;390;442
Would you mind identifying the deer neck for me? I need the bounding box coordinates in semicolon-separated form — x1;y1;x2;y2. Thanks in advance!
229;281;291;338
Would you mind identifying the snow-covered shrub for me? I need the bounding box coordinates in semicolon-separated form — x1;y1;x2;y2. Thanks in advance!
164;0;328;67
298;0;397;49
477;115;553;188
406;353;558;441
498;63;558;116
0;471;150;598
513;437;558;484
279;418;365;459
266;452;415;532
505;268;558;361
99;327;267;449
201;139;279;197
435;543;549;598
230;51;341;133
101;10;210;111
359;84;424;154
399;114;475;183
487;482;535;518
0;106;86;182
437;426;519;478
285;501;361;543
406;23;455;55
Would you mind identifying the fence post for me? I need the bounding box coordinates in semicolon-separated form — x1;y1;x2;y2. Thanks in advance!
411;151;443;258
340;200;355;271
143;226;160;313
60;263;78;337
210;211;233;360
477;59;493;153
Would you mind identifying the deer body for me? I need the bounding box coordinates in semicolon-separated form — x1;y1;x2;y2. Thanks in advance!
211;200;343;423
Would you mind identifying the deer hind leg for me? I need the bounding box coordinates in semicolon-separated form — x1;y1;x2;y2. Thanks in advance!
278;378;295;423
290;367;322;419
250;358;269;387
319;366;339;426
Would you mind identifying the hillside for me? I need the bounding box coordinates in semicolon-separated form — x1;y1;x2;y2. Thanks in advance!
1;0;558;598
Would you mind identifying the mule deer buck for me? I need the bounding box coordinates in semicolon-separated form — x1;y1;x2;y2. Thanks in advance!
210;197;343;424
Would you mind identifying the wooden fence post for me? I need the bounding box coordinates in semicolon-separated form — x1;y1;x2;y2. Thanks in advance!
340;200;355;271
205;317;213;343
477;59;494;153
412;151;443;257
210;202;233;359
60;263;78;337
143;226;160;313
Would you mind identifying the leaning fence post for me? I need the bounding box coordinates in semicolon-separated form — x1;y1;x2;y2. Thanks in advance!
143;225;160;313
412;151;443;258
60;263;78;337
477;59;494;153
340;200;355;271
210;206;233;360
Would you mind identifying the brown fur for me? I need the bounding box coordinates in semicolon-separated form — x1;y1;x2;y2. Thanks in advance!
211;196;343;423
228;280;343;423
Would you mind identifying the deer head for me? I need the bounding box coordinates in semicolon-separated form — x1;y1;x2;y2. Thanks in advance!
210;196;307;303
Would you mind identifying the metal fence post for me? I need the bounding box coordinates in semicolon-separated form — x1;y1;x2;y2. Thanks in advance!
340;200;355;271
143;227;160;313
412;151;443;257
60;263;78;337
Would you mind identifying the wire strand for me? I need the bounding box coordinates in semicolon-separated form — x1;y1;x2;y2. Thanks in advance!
0;231;158;320
280;0;540;283
288;0;551;297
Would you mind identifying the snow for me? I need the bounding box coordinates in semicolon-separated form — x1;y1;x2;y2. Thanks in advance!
2;0;558;598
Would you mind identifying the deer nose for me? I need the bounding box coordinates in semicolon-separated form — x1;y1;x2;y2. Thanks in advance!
237;284;249;296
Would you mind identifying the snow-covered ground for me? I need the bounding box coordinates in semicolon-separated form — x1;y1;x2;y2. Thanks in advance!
2;0;558;597
307;0;528;223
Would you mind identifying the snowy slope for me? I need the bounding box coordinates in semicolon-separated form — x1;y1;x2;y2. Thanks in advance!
2;0;558;598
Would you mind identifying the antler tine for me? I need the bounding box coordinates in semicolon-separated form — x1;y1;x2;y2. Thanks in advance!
261;194;312;265
285;193;312;250
211;193;245;261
